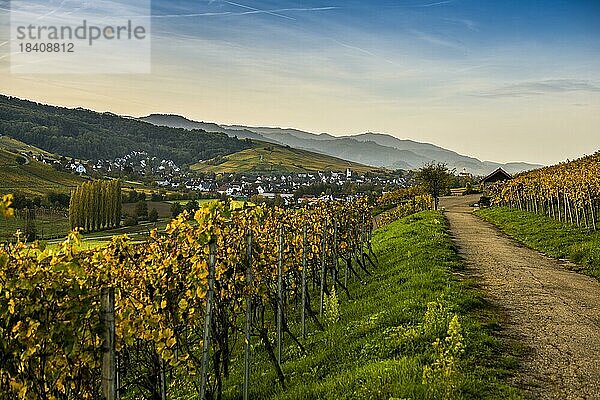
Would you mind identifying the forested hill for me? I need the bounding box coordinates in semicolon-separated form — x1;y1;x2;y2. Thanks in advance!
0;95;251;166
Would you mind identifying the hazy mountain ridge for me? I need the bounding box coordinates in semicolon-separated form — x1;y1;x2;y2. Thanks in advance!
141;115;542;175
141;114;273;142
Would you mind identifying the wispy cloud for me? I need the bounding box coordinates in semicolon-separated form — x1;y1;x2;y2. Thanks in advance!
410;29;465;52
330;39;403;68
443;17;479;32
152;6;338;19
472;79;600;98
415;1;453;8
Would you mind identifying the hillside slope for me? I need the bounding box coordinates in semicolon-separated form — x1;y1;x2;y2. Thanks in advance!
0;148;84;197
0;95;251;166
192;143;377;174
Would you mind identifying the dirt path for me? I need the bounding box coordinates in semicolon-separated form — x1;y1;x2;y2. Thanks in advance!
441;195;600;400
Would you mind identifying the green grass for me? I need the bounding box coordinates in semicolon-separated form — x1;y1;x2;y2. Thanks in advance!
200;211;524;400
1;214;171;248
165;199;251;210
192;142;377;174
476;207;600;280
0;216;69;241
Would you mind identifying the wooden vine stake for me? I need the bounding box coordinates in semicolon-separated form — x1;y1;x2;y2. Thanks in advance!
301;224;307;338
319;219;328;317
360;213;365;268
243;232;253;400
332;218;338;290
277;226;284;365
101;287;116;400
159;358;167;400
200;240;217;400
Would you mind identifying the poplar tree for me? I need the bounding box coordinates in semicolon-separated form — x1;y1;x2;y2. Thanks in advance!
68;188;76;229
68;179;122;231
115;180;122;227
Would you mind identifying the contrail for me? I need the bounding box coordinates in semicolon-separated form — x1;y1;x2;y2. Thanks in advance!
415;1;453;7
36;0;68;20
151;11;232;18
331;39;404;68
223;1;296;20
151;7;338;19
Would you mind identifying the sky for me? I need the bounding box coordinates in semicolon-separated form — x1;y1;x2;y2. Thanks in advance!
1;0;599;165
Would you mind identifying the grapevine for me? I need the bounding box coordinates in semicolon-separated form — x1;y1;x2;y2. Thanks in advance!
487;152;600;230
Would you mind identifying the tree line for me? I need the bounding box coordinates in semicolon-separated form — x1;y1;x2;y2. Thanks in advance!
0;95;251;166
68;180;122;232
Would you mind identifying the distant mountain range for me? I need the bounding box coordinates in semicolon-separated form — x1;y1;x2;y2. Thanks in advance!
0;93;542;176
140;114;543;176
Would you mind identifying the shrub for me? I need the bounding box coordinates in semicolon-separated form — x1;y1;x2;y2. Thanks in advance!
323;286;340;326
148;208;158;223
124;214;138;226
135;200;148;220
170;202;183;217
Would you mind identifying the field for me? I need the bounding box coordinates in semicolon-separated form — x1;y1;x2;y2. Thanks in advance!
0;148;84;197
192;142;378;174
1;200;232;247
122;201;175;219
0;212;69;242
0;205;171;246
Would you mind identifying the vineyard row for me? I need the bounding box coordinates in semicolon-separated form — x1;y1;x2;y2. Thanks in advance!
487;152;600;230
0;191;429;400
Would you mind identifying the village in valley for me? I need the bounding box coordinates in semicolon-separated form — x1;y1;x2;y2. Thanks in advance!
20;145;409;203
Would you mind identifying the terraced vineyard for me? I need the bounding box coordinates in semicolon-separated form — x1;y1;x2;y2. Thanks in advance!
0;148;84;197
192;142;377;174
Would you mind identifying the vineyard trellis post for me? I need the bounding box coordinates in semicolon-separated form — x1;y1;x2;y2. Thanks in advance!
101;287;116;400
588;189;597;231
301;224;307;338
332;218;338;291
353;214;360;282
360;213;365;269
159;358;167;400
115;355;120;400
243;232;253;400
200;239;217;400
277;226;284;366
319;219;328;317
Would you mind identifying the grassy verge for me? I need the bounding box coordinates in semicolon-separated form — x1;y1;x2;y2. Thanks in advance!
0;216;69;241
213;211;523;400
475;207;600;280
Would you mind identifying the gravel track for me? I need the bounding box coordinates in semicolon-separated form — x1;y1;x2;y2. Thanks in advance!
441;195;600;400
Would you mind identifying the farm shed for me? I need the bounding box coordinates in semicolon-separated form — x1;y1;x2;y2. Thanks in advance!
480;167;512;185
